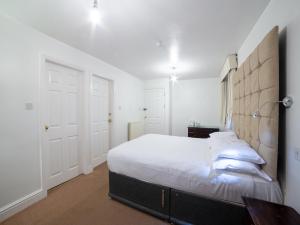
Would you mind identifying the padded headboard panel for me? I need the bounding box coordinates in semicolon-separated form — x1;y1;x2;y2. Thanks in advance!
232;27;279;179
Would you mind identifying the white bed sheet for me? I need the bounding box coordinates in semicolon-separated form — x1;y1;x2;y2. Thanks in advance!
107;134;283;204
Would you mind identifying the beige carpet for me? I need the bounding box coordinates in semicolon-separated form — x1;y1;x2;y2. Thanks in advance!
1;163;169;225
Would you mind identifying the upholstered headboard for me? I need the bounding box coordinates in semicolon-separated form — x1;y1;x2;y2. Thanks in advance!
232;27;279;180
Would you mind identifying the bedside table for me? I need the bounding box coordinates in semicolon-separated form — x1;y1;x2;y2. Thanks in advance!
187;127;219;138
242;197;300;225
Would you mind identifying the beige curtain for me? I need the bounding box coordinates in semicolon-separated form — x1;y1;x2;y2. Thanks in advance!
220;70;234;128
220;79;228;125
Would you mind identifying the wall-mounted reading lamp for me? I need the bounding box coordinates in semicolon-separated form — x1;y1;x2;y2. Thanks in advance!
252;96;293;118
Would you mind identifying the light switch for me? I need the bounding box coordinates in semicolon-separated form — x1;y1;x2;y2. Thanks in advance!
25;102;33;110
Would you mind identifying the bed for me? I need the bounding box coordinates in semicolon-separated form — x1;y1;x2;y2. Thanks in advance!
108;26;281;225
108;134;282;204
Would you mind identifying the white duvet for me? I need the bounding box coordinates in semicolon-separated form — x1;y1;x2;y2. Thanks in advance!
107;134;282;204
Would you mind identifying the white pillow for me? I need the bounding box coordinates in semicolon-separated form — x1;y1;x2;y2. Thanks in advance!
210;138;265;164
209;131;237;139
213;159;272;181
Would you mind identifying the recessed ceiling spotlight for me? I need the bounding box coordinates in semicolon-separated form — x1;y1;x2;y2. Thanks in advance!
156;41;162;47
89;0;101;25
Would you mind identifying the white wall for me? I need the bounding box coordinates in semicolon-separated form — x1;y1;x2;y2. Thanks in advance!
171;78;220;136
238;0;300;62
144;78;170;134
237;0;300;212
284;15;300;214
0;13;144;220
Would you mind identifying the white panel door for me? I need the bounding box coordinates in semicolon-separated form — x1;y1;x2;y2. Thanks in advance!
91;76;110;167
144;89;165;134
45;62;81;189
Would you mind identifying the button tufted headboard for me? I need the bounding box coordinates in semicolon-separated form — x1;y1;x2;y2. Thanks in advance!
232;27;279;180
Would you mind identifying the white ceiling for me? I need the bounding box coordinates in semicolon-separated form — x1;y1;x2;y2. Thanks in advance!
0;0;270;79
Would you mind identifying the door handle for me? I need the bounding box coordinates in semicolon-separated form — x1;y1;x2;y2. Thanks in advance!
161;189;165;208
45;125;49;131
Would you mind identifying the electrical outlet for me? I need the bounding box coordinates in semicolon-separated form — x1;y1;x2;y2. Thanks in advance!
295;148;300;161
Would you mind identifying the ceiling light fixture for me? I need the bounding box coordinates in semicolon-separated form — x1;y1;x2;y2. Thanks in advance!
170;44;179;66
170;75;178;83
170;66;178;83
89;0;101;25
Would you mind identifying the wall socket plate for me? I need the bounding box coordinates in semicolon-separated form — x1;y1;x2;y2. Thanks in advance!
295;148;300;161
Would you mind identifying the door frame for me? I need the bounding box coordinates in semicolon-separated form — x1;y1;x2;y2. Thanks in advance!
89;73;114;168
39;55;86;192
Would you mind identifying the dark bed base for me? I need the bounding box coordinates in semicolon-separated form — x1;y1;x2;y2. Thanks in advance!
109;171;249;225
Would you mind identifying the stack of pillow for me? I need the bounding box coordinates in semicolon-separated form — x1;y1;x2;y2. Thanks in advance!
209;131;271;181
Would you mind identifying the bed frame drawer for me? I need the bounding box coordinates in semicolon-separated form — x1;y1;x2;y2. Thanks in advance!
170;189;248;225
109;171;170;220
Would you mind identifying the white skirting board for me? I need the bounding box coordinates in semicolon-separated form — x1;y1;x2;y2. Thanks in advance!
128;121;144;140
0;189;46;222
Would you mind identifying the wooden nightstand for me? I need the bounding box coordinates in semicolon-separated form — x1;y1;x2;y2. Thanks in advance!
243;197;300;225
187;127;219;138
